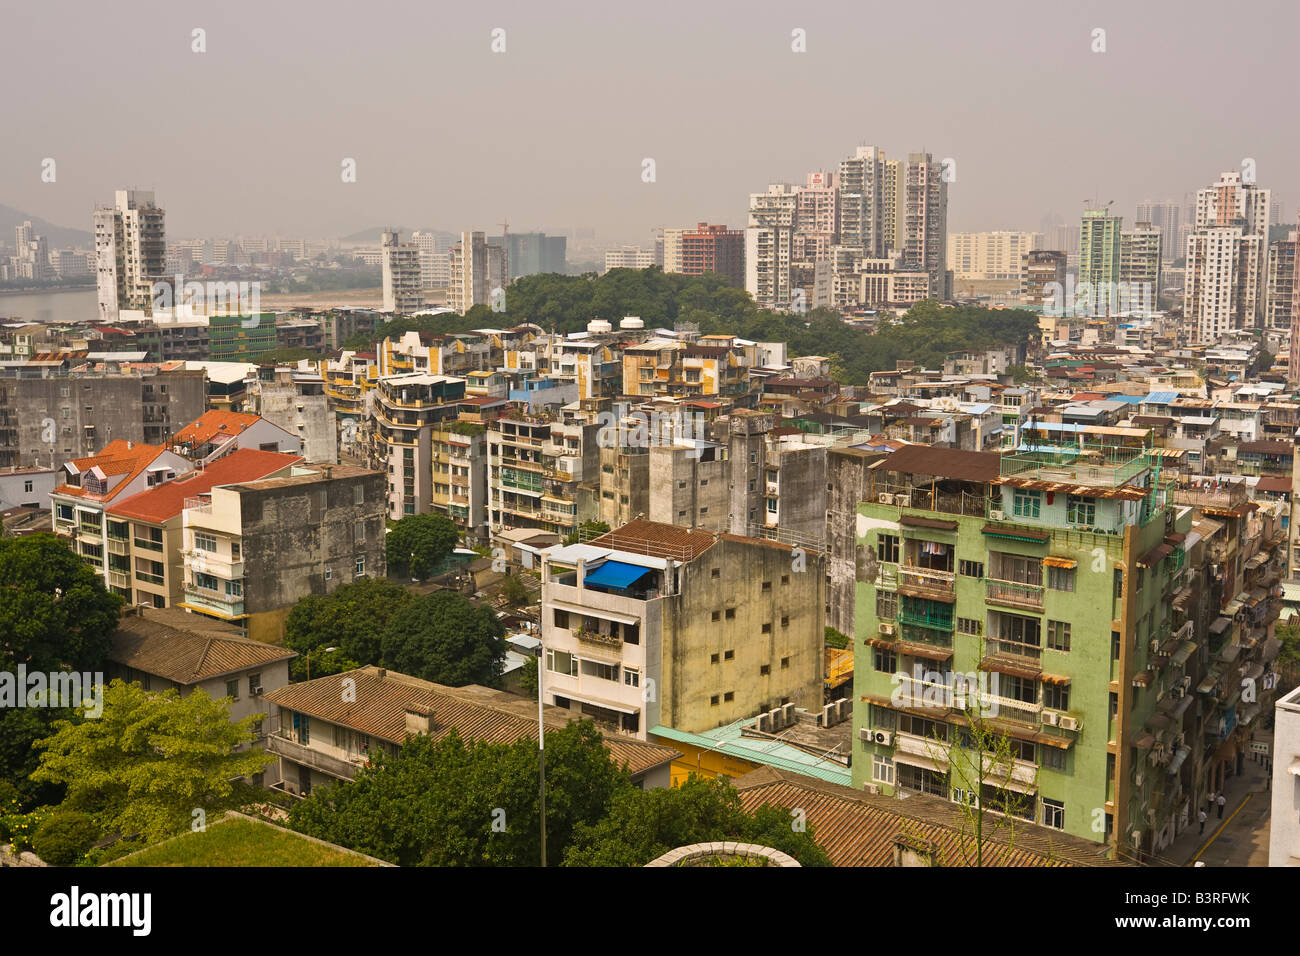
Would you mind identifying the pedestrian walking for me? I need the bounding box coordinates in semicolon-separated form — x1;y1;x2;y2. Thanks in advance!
1216;792;1226;818
1198;809;1207;835
1206;790;1216;812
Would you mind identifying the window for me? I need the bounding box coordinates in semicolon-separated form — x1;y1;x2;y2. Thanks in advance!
553;609;570;629
194;571;219;591
958;560;984;578
876;590;898;620
710;695;720;706
23;480;32;493
762;580;771;592
354;520;367;543
623;668;640;688
874;649;897;673
324;568;332;581
723;691;734;702
194;532;217;552
780;616;789;628
1042;747;1068;773
1013;489;1041;518
354;485;364;505
1047;565;1075;591
1113;569;1123;598
225;580;243;597
710;653;720;664
724;650;734;661
957;617;982;636
760;664;771;676
877;533;900;564
872;754;895;785
761;623;772;634
1042;798;1065;831
248;674;262;695
711;568;720;579
711;610;720;622
546;649;578;677
355;556;366;576
1044;682;1070;711
781;656;789;668
1067;494;1096;527
1047;620;1071;651
725;608;735;620
225;679;239;700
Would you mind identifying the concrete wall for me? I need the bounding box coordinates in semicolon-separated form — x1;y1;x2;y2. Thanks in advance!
648;445;729;531
1270;687;1300;865
662;536;824;734
259;379;335;464
826;447;882;636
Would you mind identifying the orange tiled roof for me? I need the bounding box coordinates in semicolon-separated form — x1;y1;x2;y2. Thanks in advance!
593;519;717;561
172;410;264;447
54;440;169;502
108;449;304;524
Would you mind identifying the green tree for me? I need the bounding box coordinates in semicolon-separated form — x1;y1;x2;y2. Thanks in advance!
284;577;412;680
32;680;272;845
289;722;630;866
0;533;121;807
500;574;530;607
563;775;832;866
824;626;850;650
387;513;460;580
380;591;506;686
0;533;122;673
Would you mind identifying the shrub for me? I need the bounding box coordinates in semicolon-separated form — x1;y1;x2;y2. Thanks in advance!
32;810;102;865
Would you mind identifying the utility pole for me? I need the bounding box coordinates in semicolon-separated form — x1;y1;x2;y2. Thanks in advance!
537;650;547;866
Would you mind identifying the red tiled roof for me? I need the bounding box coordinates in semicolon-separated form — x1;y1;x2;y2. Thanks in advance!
172;410;264;447
108;449;304;523
54;440;170;502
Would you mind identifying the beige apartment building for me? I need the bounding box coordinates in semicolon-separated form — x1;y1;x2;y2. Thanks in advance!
539;520;824;739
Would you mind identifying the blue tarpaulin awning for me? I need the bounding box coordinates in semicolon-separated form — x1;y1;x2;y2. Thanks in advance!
583;560;652;590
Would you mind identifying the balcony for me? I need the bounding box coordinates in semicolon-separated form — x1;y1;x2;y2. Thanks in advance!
107;537;131;555
895;731;950;764
267;734;363;782
985;579;1044;611
897;566;956;602
897;605;955;632
108;570;130;589
982;692;1042;724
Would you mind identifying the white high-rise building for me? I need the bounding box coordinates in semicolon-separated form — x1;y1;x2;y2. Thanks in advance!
903;153;949;299
1119;223;1162;306
746;184;797;310
381;231;424;314
94;190;166;319
448;231;505;313
412;231;450;289
1183;171;1270;341
838;146;887;257
1135;200;1182;264
662;228;685;274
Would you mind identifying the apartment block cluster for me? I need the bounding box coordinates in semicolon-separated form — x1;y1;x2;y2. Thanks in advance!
0;221;93;283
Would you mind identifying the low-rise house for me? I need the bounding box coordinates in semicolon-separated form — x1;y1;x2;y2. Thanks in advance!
262;665;680;796
107;605;296;785
170;409;300;465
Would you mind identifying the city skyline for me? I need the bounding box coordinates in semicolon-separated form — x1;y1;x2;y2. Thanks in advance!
3;0;1297;243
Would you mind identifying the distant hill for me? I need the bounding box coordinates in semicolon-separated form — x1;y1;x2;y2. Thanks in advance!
0;204;93;249
339;226;458;245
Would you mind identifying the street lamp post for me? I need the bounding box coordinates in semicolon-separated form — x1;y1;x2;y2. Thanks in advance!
305;646;338;681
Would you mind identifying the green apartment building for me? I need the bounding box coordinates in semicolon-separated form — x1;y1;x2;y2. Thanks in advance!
1079;209;1123;290
209;313;278;362
851;428;1195;859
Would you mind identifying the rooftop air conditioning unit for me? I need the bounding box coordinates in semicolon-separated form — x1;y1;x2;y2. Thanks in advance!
872;730;893;747
1041;710;1061;727
878;493;894;505
990;509;1006;521
896;495;911;508
879;622;896;636
1058;715;1080;732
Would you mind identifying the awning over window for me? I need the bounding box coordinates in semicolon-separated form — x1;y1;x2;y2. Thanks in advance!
1042;556;1078;569
982;525;1050;543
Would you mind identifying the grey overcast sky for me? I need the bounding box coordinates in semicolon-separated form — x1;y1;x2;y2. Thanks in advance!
2;0;1296;242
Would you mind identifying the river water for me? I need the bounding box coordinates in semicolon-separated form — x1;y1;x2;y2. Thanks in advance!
0;288;98;324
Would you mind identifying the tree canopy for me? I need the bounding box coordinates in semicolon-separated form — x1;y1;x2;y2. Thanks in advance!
288;722;629;866
563;775;831;866
283;576;413;680
32;680;271;845
380;590;507;687
386;513;460;581
338;269;1040;388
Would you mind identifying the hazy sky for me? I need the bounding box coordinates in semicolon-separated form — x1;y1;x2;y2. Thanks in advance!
3;0;1296;243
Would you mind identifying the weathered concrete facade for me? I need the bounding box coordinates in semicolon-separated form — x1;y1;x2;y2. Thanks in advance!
826;446;886;636
648;443;730;531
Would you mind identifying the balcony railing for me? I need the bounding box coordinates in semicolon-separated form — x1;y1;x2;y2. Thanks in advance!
898;566;956;599
897;606;955;632
895;731;950;763
983;637;1042;662
985;578;1044;610
575;627;624;650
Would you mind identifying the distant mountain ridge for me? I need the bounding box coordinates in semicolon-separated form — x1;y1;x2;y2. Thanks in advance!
0;204;93;249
